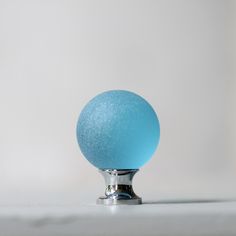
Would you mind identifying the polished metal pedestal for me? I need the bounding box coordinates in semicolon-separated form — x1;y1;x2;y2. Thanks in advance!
97;169;142;205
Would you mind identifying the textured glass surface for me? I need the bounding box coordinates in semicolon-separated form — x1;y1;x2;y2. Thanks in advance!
76;90;160;169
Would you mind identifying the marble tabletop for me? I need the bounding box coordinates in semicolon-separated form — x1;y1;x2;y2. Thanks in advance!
0;200;236;236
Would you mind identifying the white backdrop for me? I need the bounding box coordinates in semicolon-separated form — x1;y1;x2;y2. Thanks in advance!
0;0;235;205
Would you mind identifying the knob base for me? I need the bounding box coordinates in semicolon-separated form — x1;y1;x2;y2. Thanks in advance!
97;169;142;205
97;196;142;205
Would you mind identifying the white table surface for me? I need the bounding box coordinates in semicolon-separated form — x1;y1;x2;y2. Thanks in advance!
1;200;236;236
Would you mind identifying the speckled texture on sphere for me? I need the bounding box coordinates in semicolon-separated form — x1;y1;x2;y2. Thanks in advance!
76;90;160;169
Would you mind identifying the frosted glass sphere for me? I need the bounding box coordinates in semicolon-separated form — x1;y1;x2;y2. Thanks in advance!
76;90;160;169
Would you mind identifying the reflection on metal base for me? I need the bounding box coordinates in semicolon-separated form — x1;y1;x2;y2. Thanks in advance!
97;169;142;205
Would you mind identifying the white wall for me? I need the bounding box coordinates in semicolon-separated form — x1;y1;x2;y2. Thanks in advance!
0;0;235;205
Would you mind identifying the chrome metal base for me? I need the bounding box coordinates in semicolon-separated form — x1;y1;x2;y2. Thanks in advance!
97;169;142;205
97;196;142;205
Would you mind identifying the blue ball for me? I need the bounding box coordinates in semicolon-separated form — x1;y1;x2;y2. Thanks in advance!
76;90;160;169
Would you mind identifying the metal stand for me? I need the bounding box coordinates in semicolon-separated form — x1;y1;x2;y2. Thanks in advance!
97;169;142;205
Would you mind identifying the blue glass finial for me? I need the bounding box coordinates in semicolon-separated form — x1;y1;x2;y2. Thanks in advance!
76;90;160;169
